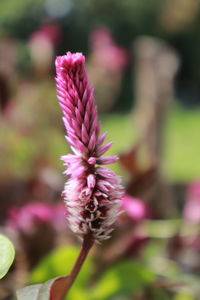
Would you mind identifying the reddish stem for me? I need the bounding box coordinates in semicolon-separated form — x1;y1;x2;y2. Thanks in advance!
63;234;94;297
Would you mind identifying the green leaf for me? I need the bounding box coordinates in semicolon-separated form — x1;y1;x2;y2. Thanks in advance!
29;245;93;287
92;260;155;300
174;293;195;300
28;245;93;300
66;287;89;300
0;234;15;279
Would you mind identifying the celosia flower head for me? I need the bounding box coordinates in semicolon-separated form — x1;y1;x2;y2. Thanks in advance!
55;52;123;241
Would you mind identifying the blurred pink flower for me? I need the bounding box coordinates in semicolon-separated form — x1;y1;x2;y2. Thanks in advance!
87;27;128;113
121;194;149;221
90;27;113;49
51;202;67;230
184;181;200;223
6;202;65;234
89;27;128;72
29;23;61;76
30;23;61;45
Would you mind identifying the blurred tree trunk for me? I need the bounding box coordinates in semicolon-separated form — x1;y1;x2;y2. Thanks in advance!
121;37;180;218
134;37;179;163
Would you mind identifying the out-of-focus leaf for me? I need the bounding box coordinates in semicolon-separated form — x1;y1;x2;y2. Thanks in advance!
67;287;89;300
29;245;93;300
142;219;181;238
16;275;69;300
150;286;170;300
141;219;199;239
30;245;92;287
0;234;15;279
92;260;155;300
148;256;181;279
174;293;194;300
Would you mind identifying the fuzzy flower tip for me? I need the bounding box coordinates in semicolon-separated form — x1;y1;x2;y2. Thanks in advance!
55;52;123;241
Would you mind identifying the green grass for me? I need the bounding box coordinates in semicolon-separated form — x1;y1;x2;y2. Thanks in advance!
163;105;200;181
101;105;200;182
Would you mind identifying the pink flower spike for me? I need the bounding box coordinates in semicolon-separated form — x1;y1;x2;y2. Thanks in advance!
55;51;124;241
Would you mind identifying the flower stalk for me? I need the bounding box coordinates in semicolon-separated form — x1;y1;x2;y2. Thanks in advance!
55;51;123;296
65;234;94;295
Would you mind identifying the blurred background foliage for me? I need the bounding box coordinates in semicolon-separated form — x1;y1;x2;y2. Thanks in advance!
1;0;200;106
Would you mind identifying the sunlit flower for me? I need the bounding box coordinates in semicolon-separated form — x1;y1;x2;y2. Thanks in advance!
55;52;123;241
